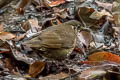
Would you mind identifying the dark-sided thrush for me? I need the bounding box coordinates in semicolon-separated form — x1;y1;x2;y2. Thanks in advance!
23;20;81;60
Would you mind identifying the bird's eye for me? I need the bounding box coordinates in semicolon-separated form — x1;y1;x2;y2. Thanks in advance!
77;25;80;29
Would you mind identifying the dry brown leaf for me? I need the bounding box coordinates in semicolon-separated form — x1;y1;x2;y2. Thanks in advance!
78;68;106;80
78;30;93;48
39;72;68;80
29;61;45;77
22;18;40;31
113;14;120;27
0;23;4;32
0;32;16;41
14;34;26;41
88;51;120;64
45;0;66;7
16;0;31;14
90;10;112;20
96;1;113;11
4;58;14;71
78;62;120;80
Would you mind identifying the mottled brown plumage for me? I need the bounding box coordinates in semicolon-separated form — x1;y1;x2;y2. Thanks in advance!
23;20;81;60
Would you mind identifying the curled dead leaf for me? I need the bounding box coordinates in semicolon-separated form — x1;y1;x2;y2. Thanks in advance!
29;61;45;77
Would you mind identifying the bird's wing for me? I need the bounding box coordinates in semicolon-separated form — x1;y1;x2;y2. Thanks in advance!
38;29;63;49
40;24;77;48
23;24;77;49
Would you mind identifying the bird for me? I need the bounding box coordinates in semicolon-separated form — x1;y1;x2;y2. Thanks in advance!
22;20;81;60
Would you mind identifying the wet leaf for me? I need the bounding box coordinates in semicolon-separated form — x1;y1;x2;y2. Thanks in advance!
29;61;45;77
88;51;120;64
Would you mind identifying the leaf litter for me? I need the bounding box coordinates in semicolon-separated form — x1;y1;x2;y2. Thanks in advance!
0;0;119;80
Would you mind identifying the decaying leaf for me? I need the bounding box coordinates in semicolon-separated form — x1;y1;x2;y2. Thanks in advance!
10;47;34;64
96;1;113;11
78;62;120;80
22;18;41;32
0;32;16;41
4;58;14;71
76;7;96;26
29;61;45;77
78;67;106;80
53;8;69;19
39;72;68;80
90;10;112;20
0;23;4;32
78;30;93;48
24;19;42;38
112;1;120;12
88;51;120;64
16;0;31;14
113;14;120;27
45;0;66;7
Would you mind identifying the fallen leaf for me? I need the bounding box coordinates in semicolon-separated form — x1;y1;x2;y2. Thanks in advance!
0;32;16;41
113;14;120;27
96;1;113;11
78;62;120;80
39;72;68;80
78;67;106;80
88;51;120;64
76;7;96;26
22;18;41;32
90;10;112;20
78;30;93;48
4;58;14;71
112;1;120;12
45;0;66;7
29;61;45;77
113;27;120;33
16;0;31;14
0;23;4;32
14;34;26;41
0;48;10;54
